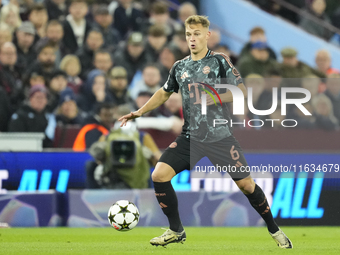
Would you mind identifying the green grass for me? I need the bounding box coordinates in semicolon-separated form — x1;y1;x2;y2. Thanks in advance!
1;227;339;254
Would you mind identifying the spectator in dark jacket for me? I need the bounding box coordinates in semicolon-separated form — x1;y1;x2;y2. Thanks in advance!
0;87;12;132
13;21;37;70
113;0;144;39
77;69;113;112
62;0;92;53
8;85;56;147
56;88;86;125
108;66;134;107
145;24;168;62
0;42;25;109
93;50;113;77
237;41;279;78
239;27;277;60
76;29;104;79
93;5;121;53
35;20;69;66
113;32;152;83
24;41;58;86
45;0;68;22
28;4;49;39
299;0;333;40
46;70;69;113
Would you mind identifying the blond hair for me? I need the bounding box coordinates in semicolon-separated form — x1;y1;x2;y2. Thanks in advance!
0;4;22;33
60;54;81;74
184;15;210;28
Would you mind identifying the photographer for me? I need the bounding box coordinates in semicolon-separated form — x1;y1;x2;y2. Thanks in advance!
86;106;161;189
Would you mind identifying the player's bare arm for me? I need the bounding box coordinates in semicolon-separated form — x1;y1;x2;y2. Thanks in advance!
118;88;173;126
206;83;247;105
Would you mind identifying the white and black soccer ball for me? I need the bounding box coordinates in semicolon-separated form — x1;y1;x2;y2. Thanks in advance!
108;200;139;231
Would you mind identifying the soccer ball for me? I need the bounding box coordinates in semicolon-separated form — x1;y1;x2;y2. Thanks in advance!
107;200;139;231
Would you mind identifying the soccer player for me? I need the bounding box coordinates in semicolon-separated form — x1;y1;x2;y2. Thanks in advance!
119;15;293;249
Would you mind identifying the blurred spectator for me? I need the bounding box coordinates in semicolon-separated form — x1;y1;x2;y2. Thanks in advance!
143;1;181;41
25;41;58;85
93;4;120;53
288;102;316;129
145;24;168;62
159;46;177;83
0;87;12;132
28;3;48;38
277;0;306;24
45;0;68;22
0;26;13;47
56;88;85;125
28;72;46;88
256;69;282;120
113;0;144;39
213;44;238;65
113;32;152;83
279;47;326;80
301;74;321;98
315;49;340;75
207;29;221;50
129;64;162;100
237;41;279;77
8;85;56;147
169;28;189;59
312;93;339;130
35;20;68;67
46;69;68;113
0;3;22;33
324;73;340;122
13;21;37;70
63;0;92;53
76;29;104;79
73;102;115;151
108;66;134;107
239;27;276;60
164;92;183;119
77;69;113;112
177;2;197;25
244;74;265;121
93;49;113;76
59;54;82;94
299;0;332;40
0;42;24;109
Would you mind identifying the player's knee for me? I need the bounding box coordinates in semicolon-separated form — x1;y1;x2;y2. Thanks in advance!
151;170;168;182
236;178;255;195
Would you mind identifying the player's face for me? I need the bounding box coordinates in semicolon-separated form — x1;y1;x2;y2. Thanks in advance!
185;24;210;55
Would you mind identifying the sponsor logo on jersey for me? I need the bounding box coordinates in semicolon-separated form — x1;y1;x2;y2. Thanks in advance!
202;66;210;74
181;71;189;79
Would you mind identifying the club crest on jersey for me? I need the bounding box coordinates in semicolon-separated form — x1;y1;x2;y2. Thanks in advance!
202;66;210;74
181;71;189;79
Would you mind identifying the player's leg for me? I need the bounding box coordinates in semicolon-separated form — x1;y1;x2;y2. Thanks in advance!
234;176;292;249
152;161;183;233
150;135;195;246
208;136;292;249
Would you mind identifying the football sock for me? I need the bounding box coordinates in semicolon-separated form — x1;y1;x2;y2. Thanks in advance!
153;181;184;232
245;184;279;234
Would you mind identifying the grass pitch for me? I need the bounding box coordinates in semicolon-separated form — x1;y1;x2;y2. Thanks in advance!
1;227;339;255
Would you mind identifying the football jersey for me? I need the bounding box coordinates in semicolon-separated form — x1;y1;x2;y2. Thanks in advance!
163;50;243;142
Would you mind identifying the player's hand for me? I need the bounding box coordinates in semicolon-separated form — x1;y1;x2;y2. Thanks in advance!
206;95;218;106
118;110;142;127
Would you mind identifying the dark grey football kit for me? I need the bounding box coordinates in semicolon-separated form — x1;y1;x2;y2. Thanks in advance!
159;50;250;180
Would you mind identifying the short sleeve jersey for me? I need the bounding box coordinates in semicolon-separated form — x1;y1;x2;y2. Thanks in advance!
163;50;243;143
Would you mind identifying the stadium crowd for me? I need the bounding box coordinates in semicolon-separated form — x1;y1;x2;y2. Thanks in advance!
0;0;339;149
